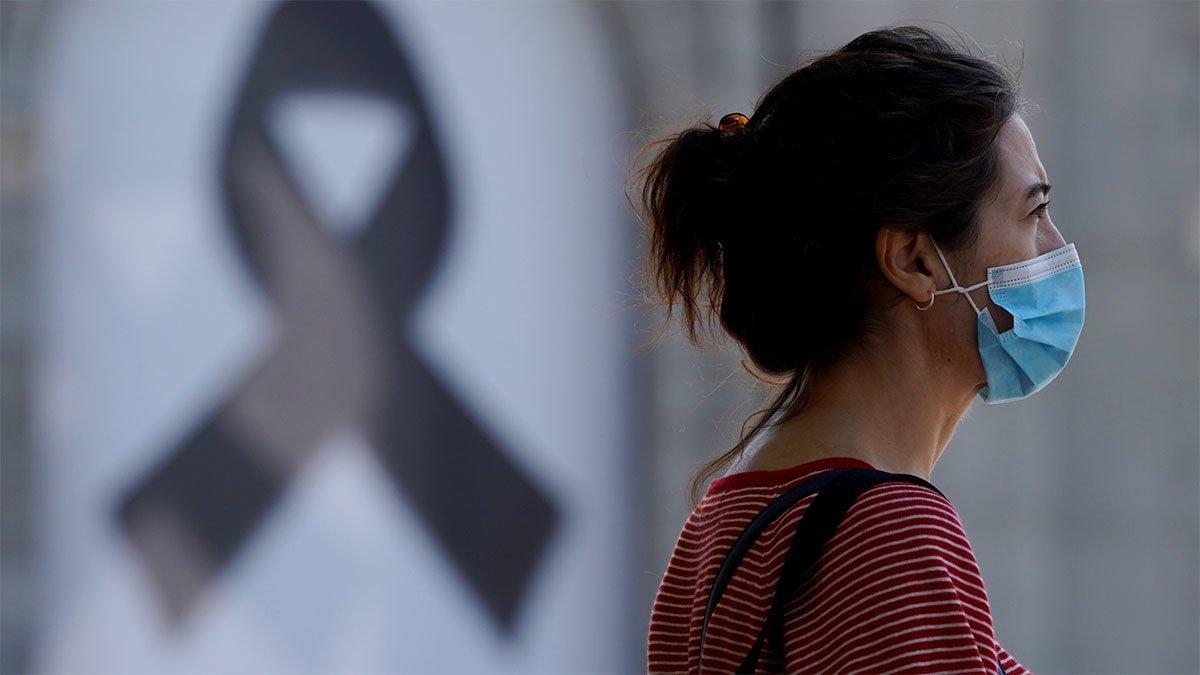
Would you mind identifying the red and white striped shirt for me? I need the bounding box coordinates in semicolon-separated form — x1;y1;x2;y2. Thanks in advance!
647;456;1031;674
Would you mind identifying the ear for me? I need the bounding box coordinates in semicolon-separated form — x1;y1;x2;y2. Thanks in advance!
875;227;938;306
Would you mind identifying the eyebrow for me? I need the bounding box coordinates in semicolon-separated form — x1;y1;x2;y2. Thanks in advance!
1025;181;1053;201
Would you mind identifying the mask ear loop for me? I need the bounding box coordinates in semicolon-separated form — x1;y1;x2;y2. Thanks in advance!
928;236;989;315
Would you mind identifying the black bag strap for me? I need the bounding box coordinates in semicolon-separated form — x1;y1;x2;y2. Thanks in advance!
697;466;1006;675
698;465;851;667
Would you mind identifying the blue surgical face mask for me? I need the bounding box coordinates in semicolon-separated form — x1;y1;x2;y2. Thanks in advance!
926;237;1086;404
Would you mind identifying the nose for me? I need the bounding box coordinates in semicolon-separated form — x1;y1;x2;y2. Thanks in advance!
1038;218;1066;253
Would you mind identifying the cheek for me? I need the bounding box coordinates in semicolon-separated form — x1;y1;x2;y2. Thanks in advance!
986;296;1015;332
975;209;1041;270
971;218;1037;332
984;233;1040;269
935;304;980;357
945;311;988;382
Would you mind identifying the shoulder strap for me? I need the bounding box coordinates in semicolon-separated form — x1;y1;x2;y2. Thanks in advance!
698;466;967;674
759;468;943;669
698;465;853;664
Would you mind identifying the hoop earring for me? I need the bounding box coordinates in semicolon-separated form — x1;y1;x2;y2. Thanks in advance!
915;291;936;311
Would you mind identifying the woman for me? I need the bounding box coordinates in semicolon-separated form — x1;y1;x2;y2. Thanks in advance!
633;24;1085;674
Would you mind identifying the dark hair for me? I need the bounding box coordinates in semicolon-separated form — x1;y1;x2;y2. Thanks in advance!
627;23;1028;507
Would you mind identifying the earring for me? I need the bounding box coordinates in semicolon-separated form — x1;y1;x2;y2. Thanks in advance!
915;290;935;311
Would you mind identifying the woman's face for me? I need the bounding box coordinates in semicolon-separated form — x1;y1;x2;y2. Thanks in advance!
932;114;1065;379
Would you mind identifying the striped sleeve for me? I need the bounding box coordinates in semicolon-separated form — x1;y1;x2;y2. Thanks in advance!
779;481;1001;674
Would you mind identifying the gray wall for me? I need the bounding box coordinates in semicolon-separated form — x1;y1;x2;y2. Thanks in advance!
623;2;1199;673
1;3;56;673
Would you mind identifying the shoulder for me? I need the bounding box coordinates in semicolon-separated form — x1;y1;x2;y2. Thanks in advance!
839;478;970;542
826;478;983;592
763;476;972;557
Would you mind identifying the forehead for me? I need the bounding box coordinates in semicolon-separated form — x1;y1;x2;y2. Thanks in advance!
993;115;1048;205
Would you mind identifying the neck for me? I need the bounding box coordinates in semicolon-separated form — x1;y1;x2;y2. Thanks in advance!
769;341;976;481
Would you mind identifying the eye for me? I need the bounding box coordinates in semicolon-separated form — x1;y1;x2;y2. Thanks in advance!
1031;199;1052;221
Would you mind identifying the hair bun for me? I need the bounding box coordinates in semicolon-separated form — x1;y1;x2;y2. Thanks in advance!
718;112;749;133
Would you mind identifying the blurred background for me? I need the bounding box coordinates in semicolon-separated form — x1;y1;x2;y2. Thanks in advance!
1;1;1196;673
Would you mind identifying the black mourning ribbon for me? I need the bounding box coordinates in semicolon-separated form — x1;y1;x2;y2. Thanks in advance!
116;0;559;634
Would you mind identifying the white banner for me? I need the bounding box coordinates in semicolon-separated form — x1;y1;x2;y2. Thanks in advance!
31;1;638;671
